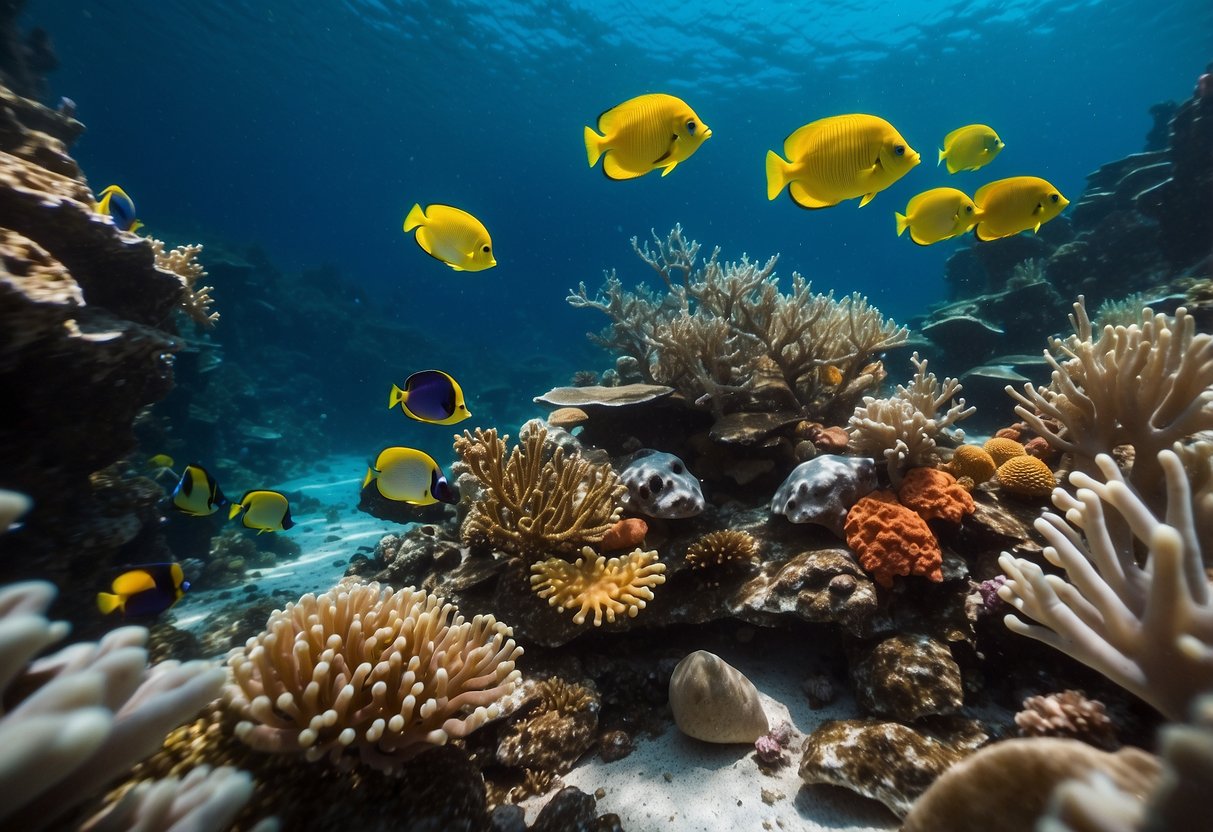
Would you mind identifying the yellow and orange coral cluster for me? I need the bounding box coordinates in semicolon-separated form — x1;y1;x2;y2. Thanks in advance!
844;491;942;589
531;546;666;626
454;425;624;558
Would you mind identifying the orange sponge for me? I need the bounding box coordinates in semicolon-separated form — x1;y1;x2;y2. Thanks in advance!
898;467;975;524
844;491;943;589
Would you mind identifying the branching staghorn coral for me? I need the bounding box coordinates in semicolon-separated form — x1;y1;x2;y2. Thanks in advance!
225;582;522;769
568;224;907;418
848;352;975;485
454;424;624;558
150;238;219;328
1006;297;1213;501
998;451;1213;721
0;581;228;831
531;546;666;626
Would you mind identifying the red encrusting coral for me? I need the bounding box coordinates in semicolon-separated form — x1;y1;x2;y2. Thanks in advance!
897;467;975;524
844;491;943;588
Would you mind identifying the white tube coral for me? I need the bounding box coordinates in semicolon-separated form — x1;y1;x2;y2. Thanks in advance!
0;581;227;831
225;582;523;769
1006;297;1213;498
998;451;1213;721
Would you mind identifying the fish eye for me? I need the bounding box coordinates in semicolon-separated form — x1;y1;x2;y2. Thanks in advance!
965;205;973;213
482;245;491;253
894;145;905;156
1050;194;1060;203
686;120;696;134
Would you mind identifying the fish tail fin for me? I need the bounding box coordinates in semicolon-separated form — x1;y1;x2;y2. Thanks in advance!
96;592;123;615
130;219;144;233
584;125;605;168
765;151;790;201
362;467;376;490
895;212;909;237
403;204;426;233
388;383;407;410
937;147;945;166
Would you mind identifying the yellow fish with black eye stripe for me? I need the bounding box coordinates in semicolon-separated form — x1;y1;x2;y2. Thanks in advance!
584;93;712;180
229;490;294;533
171;463;226;516
403;204;496;272
362;447;456;506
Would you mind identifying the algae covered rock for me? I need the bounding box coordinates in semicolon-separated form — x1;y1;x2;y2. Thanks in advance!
669;650;768;743
851;633;964;721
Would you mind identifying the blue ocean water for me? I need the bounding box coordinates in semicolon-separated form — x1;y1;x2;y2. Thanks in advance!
32;0;1213;432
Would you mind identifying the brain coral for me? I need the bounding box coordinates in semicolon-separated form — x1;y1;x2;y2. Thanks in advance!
844;491;942;588
996;455;1056;497
942;444;996;484
897;467;975;524
530;546;666;626
225;582;523;769
984;436;1027;467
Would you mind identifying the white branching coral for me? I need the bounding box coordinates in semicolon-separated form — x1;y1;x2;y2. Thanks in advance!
225;582;523;769
568;224;907;419
150;238;219;328
848;352;975;484
998;451;1213;721
79;765;267;832
1006;297;1213;498
531;546;667;626
0;581;228;831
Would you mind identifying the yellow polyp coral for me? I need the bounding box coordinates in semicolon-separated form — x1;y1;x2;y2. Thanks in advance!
685;529;760;570
224;582;523;769
454;424;625;558
150;238;219;327
530;546;666;626
943;444;997;484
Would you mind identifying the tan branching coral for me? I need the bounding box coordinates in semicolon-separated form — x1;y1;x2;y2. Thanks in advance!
150;238;218;328
225;582;523;769
685;529;760;571
568;224;907;419
1006;297;1213;499
531;546;666;626
454;425;624;558
848;352;975;484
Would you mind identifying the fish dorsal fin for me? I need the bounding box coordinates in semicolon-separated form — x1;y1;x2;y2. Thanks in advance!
782;118;832;157
942;125;973;147
112;570;157;595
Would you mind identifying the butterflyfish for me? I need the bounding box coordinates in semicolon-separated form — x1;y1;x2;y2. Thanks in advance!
94;185;143;232
403;204;496;272
895;187;981;246
229;489;294;533
766;114;920;209
972;176;1069;241
362;447;457;506
937;125;1004;174
584;93;712;180
389;369;471;425
149;453;175;469
171;463;226;516
97;562;189;617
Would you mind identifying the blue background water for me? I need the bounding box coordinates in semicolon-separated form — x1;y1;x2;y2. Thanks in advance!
28;0;1213;430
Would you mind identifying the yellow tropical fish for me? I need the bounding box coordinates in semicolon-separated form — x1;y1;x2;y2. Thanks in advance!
938;125;1004;174
403;204;496;272
584;93;712;180
96;563;188;617
93;184;143;232
229;490;294;534
362;447;456;506
766;114;921;209
171;464;226;516
148;453;174;469
972;176;1069;241
895;187;980;246
389;369;471;425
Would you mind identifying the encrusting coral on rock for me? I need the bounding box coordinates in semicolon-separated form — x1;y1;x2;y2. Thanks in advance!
225;582;523;768
530;546;666;627
844;490;943;588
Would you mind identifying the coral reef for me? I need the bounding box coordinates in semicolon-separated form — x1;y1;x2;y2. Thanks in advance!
669;650;769;743
530;546;666;627
495;677;600;774
454;424;625;558
896;467;974;524
984;436;1027;466
225;582;523;768
1016;690;1117;749
848;352;974;484
569;224;906;422
844;491;943;588
769;454;878;536
941;444;996;484
79;765;262;832
617;450;705;519
684;529;760;572
598;517;648;551
998;451;1213;720
850;634;964;722
995;454;1057;497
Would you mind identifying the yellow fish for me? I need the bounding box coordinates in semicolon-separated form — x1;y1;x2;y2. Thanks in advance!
93;184;143;232
362;447;456;506
895;187;980;246
97;563;188;617
972;176;1069;241
171;463;226;516
584;93;712;180
229;490;294;534
148;453;174;469
403;204;496;272
938;125;1004;174
766;114;921;209
389;369;471;425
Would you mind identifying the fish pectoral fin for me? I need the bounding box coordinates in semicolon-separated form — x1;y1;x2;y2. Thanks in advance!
652;135;677;165
1033;222;1042;233
858;192;877;208
659;161;679;177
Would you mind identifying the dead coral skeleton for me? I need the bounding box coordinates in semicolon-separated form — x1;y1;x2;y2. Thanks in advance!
568;224;907;418
531;546;667;626
149;238;219;328
454;425;624;558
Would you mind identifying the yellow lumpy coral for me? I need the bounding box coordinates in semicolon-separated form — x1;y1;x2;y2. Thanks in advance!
943;444;997;484
225;582;523;768
454;425;624;558
996;455;1057;497
685;529;760;570
531;546;666;626
984;436;1027;467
